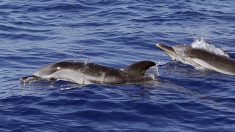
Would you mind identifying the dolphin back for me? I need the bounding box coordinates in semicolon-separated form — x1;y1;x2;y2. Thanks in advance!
186;48;235;75
124;61;156;76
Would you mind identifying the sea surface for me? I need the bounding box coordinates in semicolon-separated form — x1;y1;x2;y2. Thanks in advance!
0;0;235;131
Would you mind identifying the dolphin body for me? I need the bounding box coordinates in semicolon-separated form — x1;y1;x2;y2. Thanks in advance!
20;60;156;84
156;43;235;75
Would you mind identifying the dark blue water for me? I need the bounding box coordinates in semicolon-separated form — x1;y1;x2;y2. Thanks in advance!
1;0;235;131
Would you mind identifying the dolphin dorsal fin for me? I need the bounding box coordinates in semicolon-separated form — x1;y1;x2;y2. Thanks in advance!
124;61;156;76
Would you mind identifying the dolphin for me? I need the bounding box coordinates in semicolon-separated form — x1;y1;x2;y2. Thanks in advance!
20;60;156;84
156;43;235;75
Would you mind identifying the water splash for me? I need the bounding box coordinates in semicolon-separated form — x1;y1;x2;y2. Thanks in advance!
60;84;82;91
145;65;159;80
191;38;229;57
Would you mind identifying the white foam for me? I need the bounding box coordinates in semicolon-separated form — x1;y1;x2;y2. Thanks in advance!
145;66;159;80
191;38;229;58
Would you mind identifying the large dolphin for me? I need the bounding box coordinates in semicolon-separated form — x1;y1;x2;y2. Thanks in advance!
156;43;235;75
20;60;156;84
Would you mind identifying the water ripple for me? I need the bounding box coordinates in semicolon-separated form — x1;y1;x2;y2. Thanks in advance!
0;0;235;131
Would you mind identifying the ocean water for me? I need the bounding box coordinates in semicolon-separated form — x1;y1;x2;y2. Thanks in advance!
1;0;235;131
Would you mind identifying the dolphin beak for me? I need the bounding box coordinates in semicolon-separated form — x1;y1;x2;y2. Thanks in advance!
156;43;177;59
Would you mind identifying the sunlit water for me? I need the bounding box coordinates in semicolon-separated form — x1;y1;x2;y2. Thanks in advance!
0;0;235;131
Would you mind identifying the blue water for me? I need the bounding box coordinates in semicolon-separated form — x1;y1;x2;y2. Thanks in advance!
1;0;235;131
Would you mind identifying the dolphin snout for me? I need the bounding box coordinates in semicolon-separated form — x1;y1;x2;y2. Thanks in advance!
156;43;176;54
155;43;178;60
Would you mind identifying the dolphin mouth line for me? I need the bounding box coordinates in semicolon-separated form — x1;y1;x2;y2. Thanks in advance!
156;43;177;56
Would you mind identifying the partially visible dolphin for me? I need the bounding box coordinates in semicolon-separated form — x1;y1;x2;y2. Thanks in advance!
156;43;235;75
20;60;156;84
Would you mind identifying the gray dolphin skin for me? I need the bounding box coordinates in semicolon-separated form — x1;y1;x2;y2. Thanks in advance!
20;60;156;84
156;43;235;75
